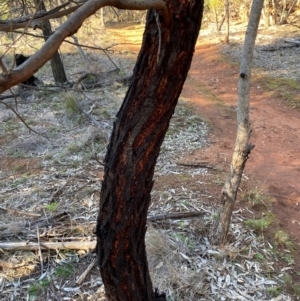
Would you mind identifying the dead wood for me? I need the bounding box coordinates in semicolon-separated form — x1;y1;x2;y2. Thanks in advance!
0;240;96;251
148;211;205;222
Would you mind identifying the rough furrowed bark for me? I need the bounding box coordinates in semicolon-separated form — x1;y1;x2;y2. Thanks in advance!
96;1;204;300
210;0;264;246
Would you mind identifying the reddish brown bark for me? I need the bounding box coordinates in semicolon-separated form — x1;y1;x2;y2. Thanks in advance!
96;1;204;300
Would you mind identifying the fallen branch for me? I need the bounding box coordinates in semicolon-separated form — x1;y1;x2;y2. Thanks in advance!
75;257;97;285
176;161;218;170
148;211;205;222
0;240;96;251
0;206;41;217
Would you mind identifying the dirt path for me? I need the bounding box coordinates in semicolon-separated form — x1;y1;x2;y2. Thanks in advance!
182;43;300;268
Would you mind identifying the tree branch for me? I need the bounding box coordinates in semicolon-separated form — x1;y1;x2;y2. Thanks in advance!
0;0;170;93
0;1;84;31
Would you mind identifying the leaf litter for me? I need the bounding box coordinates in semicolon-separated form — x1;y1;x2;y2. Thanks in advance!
0;26;294;301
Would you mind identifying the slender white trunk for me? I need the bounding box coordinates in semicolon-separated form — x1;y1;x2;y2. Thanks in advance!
210;0;264;245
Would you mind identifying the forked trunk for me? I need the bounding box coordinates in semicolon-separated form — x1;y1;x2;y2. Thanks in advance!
96;1;204;300
210;0;264;245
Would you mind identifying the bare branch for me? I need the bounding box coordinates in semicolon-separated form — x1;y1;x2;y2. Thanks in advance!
0;58;8;73
0;0;170;93
0;98;47;138
0;1;85;31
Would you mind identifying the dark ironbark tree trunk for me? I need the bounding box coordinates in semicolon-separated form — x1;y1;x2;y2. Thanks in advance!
34;0;67;84
96;0;204;300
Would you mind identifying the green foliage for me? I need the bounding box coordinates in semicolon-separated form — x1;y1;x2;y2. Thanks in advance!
55;262;75;279
244;214;274;232
45;202;59;212
282;254;295;266
254;252;264;261
64;95;80;116
275;230;294;250
28;278;50;298
205;0;223;10
258;77;300;109
242;188;267;205
266;286;282;298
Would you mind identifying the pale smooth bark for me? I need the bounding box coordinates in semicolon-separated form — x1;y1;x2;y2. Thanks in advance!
210;0;264;245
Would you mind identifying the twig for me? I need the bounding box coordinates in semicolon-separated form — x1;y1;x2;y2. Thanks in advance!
176;161;219;170
49;172;71;202
37;226;44;276
0;206;41;217
75;257;97;285
148;211;205;222
11;30;115;53
0;94;20;100
0;58;7;73
0;99;48;139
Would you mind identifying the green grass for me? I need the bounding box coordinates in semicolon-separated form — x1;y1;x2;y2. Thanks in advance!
55;262;75;279
266;286;282;298
28;278;51;298
244;213;274;232
45;202;59;212
257;76;300;108
275;230;294;250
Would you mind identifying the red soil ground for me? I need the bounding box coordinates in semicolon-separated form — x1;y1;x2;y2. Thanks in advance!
182;43;300;278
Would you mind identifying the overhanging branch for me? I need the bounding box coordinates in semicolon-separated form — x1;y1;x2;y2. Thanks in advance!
0;1;85;31
0;0;171;93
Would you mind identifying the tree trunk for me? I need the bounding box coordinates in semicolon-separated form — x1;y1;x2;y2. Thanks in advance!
210;0;264;245
218;13;225;31
96;1;204;300
263;0;270;27
34;0;67;84
213;7;219;32
224;0;230;43
272;0;278;24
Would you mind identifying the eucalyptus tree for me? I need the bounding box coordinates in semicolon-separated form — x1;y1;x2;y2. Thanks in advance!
0;0;204;300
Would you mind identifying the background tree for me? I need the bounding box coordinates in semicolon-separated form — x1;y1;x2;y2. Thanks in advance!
210;0;264;245
34;0;67;84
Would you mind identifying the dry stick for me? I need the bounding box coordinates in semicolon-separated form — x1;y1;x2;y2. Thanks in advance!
0;241;97;251
0;58;7;73
12;30;115;52
36;226;44;276
75;257;97;285
0;212;205;251
0;94;20;100
49;172;71;202
148;211;205;222
0;99;48;139
0;206;41;217
176;162;218;170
